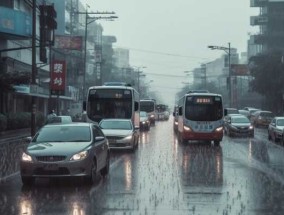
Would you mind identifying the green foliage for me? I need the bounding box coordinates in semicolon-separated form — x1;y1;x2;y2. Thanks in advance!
6;112;30;129
36;112;45;128
0;113;7;131
249;50;284;112
0;71;30;93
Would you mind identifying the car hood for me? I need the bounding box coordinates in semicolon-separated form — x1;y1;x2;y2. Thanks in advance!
102;129;132;137
276;126;284;130
27;142;91;156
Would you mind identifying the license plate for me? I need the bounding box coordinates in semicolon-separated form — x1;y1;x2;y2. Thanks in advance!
43;164;58;170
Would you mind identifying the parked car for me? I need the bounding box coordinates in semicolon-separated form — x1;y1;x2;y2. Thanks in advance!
268;117;284;143
20;122;110;185
224;114;254;137
250;110;274;127
140;111;150;131
45;115;72;124
99;119;139;151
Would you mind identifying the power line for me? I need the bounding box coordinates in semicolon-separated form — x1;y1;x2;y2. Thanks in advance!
113;45;209;60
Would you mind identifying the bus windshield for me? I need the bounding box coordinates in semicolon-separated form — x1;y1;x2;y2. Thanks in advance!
140;101;155;112
185;96;223;121
87;89;132;123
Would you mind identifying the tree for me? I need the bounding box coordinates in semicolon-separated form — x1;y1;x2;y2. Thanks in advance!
249;50;284;113
0;71;30;113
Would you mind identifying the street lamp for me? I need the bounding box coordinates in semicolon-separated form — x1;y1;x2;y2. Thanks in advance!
208;43;232;107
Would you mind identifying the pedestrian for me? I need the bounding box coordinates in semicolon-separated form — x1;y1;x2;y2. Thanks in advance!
47;109;57;120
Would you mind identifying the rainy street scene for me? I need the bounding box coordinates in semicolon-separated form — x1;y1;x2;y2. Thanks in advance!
2;0;284;215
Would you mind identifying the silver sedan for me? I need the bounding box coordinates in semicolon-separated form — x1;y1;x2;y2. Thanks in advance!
99;119;139;152
20;122;110;185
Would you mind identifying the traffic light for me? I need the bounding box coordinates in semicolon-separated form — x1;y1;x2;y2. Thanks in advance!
39;4;57;63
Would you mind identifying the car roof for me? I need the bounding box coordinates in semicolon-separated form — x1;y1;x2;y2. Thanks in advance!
227;114;248;118
44;122;93;128
99;118;132;123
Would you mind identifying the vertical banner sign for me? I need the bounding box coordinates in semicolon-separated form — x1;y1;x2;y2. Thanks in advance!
50;60;66;95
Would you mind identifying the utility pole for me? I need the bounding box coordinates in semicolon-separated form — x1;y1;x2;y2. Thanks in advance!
75;9;117;101
31;0;37;136
208;43;232;107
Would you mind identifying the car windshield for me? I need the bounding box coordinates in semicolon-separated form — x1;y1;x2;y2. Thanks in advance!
32;126;91;142
231;117;250;123
277;119;284;126
261;112;273;117
140;112;147;117
100;120;132;130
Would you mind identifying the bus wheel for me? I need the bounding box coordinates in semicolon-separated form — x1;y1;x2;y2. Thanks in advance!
214;140;220;146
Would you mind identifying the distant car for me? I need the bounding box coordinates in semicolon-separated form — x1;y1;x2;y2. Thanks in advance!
99;119;139;151
250;110;274;127
238;109;250;118
268;117;284;143
224;108;239;116
173;105;179;133
45;115;72;124
139;111;150;131
164;111;170;120
224;114;254;137
20;123;110;185
243;107;261;120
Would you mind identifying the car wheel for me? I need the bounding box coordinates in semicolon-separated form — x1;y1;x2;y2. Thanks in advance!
85;159;97;184
21;176;35;186
100;154;110;177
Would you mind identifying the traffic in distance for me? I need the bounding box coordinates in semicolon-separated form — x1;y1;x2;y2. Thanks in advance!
19;85;284;187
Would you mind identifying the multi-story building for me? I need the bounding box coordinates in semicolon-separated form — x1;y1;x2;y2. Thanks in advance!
250;0;284;55
0;0;105;118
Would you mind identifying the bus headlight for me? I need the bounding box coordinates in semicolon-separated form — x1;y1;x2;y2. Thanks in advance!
215;126;223;132
184;126;192;131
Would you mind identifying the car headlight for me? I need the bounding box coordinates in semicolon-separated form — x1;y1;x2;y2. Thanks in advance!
215;126;223;132
249;125;254;130
123;135;132;140
21;152;33;162
142;121;145;124
150;115;155;118
70;150;88;161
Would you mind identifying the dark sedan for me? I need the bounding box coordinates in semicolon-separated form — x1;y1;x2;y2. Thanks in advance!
20;122;110;185
224;114;254;137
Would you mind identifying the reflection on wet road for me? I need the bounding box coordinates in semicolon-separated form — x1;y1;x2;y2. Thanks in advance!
1;118;284;214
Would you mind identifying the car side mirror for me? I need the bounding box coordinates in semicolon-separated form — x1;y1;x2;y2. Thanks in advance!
95;136;105;142
25;136;32;143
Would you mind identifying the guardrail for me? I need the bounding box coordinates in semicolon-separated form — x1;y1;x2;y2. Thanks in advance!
0;130;30;181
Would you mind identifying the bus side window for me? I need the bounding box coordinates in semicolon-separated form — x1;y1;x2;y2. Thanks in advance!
178;107;183;116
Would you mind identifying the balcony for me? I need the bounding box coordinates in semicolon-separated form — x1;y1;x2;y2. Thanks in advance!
250;16;268;26
251;32;284;44
250;0;268;7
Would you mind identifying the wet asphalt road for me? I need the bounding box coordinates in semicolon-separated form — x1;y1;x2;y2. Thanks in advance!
1;117;284;215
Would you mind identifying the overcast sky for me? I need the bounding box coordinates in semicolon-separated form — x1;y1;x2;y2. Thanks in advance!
85;0;258;106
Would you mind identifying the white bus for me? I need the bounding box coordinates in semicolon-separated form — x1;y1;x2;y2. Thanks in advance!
83;85;140;127
140;99;156;125
177;92;224;145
